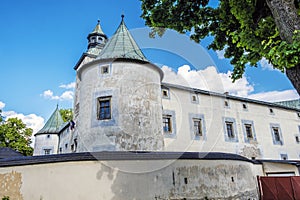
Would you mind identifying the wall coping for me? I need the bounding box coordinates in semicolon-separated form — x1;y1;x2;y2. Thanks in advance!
0;151;261;167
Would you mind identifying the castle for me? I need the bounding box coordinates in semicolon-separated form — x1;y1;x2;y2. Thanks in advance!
34;16;300;161
2;16;300;200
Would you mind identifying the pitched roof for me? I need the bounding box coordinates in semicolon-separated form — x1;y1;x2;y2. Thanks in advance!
97;15;147;61
35;106;65;135
275;99;300;110
0;147;23;159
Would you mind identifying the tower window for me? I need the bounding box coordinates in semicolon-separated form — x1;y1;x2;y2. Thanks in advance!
101;65;109;74
97;96;112;120
269;108;274;114
44;149;51;155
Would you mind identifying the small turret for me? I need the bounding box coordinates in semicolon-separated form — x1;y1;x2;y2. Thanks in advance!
87;20;108;55
33;105;67;155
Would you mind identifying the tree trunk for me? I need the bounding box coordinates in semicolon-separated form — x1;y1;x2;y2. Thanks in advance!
266;0;300;95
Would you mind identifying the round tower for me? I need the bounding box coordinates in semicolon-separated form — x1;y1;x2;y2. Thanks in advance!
75;16;164;151
33;105;64;155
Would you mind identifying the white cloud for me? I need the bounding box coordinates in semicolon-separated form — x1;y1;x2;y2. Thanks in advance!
248;90;299;102
3;111;45;134
41;90;74;101
60;91;74;101
0;102;44;134
59;82;75;89
161;65;299;102
0;101;5;110
259;57;276;71
162;65;254;97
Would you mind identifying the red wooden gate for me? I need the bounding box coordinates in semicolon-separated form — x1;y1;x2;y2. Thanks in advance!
258;176;300;200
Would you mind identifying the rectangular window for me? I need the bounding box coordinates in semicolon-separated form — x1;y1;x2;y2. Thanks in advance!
162;89;169;99
163;115;172;133
280;154;288;160
245;124;253;139
226;122;234;138
273;127;281;142
97;96;111;120
193;119;203;137
296;136;300;143
224;100;229;107
101;65;109;74
44;149;51;155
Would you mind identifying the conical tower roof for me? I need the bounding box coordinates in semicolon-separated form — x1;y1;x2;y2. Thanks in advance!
97;15;147;61
35;105;65;135
88;20;106;38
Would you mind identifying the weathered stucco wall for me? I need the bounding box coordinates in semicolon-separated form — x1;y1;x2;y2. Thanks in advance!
33;134;59;156
0;158;263;200
162;85;300;160
76;59;164;152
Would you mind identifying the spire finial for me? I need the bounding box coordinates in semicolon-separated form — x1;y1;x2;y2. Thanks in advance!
97;19;100;24
121;14;125;20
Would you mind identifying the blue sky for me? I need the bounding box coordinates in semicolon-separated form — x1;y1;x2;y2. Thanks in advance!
0;0;299;133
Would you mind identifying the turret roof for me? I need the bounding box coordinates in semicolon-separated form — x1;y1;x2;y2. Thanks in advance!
97;15;147;61
88;20;106;37
35;105;65;135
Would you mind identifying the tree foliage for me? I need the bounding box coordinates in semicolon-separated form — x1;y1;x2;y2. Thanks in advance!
0;118;33;156
140;0;300;95
0;110;3;123
59;108;73;122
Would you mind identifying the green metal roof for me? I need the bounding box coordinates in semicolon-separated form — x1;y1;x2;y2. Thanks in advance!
88;20;106;36
275;99;300;109
97;15;148;61
35;106;65;135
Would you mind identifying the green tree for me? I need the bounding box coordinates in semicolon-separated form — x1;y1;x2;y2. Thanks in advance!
0;110;3;123
0;118;33;156
59;108;73;122
140;0;300;95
